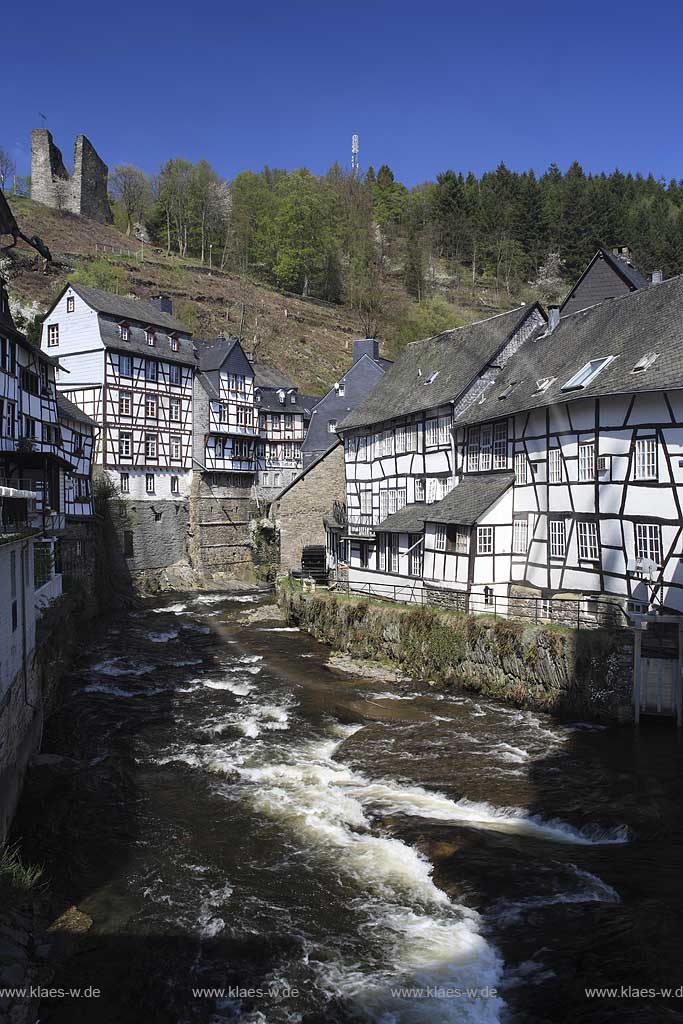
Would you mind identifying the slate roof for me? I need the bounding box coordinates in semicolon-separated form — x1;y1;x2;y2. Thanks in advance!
98;317;197;367
255;389;312;415
339;304;541;431
601;248;649;290
195;337;238;372
57;393;96;428
70;283;188;333
376;504;428;533
460;274;683;426
425;473;514;525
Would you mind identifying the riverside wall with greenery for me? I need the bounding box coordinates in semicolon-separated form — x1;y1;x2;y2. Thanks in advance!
279;585;634;720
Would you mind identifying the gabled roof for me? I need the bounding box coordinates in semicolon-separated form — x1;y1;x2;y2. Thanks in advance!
68;283;189;333
195;337;238;372
426;473;514;525
460;274;683;426
560;248;649;315
339;304;543;431
57;393;96;428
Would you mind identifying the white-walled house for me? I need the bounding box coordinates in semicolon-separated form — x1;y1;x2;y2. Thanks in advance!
41;284;196;501
336;303;545;598
338;272;683;634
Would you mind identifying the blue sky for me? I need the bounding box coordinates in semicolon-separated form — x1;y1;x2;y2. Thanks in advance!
4;0;683;187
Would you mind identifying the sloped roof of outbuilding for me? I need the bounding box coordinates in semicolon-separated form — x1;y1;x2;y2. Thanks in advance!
425;473;514;525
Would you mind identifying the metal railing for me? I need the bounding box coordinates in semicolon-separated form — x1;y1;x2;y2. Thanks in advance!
337;578;630;628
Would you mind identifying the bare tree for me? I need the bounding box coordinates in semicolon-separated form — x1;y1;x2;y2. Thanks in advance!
348;259;389;339
111;165;152;235
0;147;16;191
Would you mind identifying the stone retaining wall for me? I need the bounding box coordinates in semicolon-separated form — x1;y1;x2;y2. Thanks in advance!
280;587;634;720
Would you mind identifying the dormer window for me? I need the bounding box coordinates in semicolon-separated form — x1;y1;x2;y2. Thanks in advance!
120;323;130;342
146;330;156;347
423;370;439;385
290;393;296;405
170;335;179;352
336;382;345;396
561;356;613;391
278;389;286;405
632;351;658;374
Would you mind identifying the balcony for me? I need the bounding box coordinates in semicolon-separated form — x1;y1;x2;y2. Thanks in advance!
264;458;301;469
347;513;375;537
207;458;256;473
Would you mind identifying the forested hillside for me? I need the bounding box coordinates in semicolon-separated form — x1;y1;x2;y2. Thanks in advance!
2;146;681;393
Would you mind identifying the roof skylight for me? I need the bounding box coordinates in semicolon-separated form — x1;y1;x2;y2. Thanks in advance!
498;381;518;399
561;356;614;392
631;352;658;373
423;370;440;385
534;377;556;394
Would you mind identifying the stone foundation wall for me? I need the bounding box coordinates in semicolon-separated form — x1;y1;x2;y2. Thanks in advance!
280;587;634;720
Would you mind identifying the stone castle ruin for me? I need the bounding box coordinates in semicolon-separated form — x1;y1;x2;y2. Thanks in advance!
31;129;113;224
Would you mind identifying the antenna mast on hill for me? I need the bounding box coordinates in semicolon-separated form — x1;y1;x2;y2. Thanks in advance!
351;134;359;177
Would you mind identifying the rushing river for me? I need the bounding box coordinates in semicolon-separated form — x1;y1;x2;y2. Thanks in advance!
25;591;683;1024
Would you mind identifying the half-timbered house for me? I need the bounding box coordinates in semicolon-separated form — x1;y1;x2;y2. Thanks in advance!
41;284;196;501
336;303;545;596
252;363;314;499
193;337;257;494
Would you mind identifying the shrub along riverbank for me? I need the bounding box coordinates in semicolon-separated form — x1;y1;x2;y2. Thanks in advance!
279;584;634;720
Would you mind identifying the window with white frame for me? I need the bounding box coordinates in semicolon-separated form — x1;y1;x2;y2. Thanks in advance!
577;520;599;561
120;472;129;493
146;330;156;347
47;324;59;347
170;397;181;422
406;424;417;451
433;523;447;551
635;523;662;565
426;416;450;447
146;473;154;493
328;420;337;434
455;528;469;554
467;426;480;471
480;424;492;471
414;477;426;502
67;296;75;313
435;477;452;500
515;452;528;484
395;425;406;453
408;534;423;577
119;390;132;416
145;396;157;418
359;488;372;515
169;364;181;385
578;442;595;481
513;518;528;554
477;526;493;555
171;475;179;493
549;518;566;558
120;323;129;341
493;421;507;469
145;433;158;459
635;437;657;481
119;355;132;376
145;359;158;382
119;431;131;458
388;488;407;515
171;435;182;460
170;337;179;352
549;448;562;483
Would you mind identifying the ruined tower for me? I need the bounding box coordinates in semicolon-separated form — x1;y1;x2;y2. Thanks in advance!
31;129;113;225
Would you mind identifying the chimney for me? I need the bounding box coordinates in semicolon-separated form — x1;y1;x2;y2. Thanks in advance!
547;306;560;332
612;246;633;264
651;269;663;284
353;338;380;363
150;295;173;315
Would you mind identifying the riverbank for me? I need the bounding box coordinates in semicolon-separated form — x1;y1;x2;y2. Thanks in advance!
278;584;634;720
